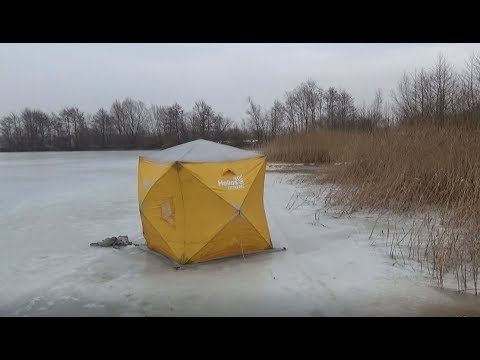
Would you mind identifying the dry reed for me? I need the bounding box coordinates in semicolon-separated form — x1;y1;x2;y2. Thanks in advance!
263;125;480;294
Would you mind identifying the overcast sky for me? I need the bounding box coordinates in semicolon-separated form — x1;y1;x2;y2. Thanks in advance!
1;43;480;123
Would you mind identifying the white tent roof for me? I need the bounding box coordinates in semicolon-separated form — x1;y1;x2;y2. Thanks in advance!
142;139;264;163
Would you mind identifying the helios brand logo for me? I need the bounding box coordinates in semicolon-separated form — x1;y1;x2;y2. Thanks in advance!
218;175;245;190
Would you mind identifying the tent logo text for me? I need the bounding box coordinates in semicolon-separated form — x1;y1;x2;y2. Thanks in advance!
218;175;245;190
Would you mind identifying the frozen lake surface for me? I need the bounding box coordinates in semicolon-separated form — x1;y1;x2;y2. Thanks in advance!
1;151;479;316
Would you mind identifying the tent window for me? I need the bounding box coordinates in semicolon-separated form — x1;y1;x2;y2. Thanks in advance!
160;198;175;225
143;179;154;189
222;167;236;176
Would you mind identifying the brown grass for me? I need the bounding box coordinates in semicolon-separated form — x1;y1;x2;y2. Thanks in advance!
262;130;366;164
263;126;480;295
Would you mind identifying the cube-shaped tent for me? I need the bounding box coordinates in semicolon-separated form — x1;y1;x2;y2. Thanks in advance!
138;139;272;264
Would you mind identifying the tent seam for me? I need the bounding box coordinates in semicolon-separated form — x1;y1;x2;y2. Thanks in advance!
140;212;178;260
179;157;264;210
178;163;240;262
140;161;174;208
241;211;272;248
188;212;240;262
238;157;265;209
240;159;272;246
175;162;187;263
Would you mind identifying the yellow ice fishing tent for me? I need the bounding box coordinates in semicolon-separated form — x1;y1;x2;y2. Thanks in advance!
138;139;273;264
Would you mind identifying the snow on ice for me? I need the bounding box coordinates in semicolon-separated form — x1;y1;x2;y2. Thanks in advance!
1;151;480;316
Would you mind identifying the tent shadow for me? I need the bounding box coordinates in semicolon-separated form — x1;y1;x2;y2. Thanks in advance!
137;244;287;270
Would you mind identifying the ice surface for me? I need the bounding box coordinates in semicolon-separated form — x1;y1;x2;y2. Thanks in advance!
141;139;263;163
1;151;479;316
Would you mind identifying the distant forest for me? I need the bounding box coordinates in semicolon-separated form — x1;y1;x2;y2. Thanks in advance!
1;53;479;152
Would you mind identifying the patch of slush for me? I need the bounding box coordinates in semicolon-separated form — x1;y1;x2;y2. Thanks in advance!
1;151;480;316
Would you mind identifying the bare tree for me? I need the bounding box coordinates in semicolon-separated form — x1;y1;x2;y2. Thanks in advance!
267;99;285;138
21;109;37;150
151;105;168;144
459;53;480;125
383;98;393;127
284;80;321;131
316;87;324;127
18;109;51;151
224;123;248;147
211;113;232;141
122;98;149;145
92;108;114;148
393;71;430;125
0;113;23;151
337;89;356;128
245;97;266;142
162;103;187;144
110;100;127;136
302;79;321;128
284;92;298;133
431;54;458;125
369;89;383;127
190;99;214;139
109;98;150;146
324;87;339;128
58;107;88;150
393;53;462;127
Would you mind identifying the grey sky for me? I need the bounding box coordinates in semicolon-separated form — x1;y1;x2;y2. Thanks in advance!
1;43;479;123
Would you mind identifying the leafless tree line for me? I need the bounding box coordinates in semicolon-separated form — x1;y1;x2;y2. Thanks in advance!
0;99;245;151
393;53;480;127
244;53;480;141
2;52;479;151
244;80;392;142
